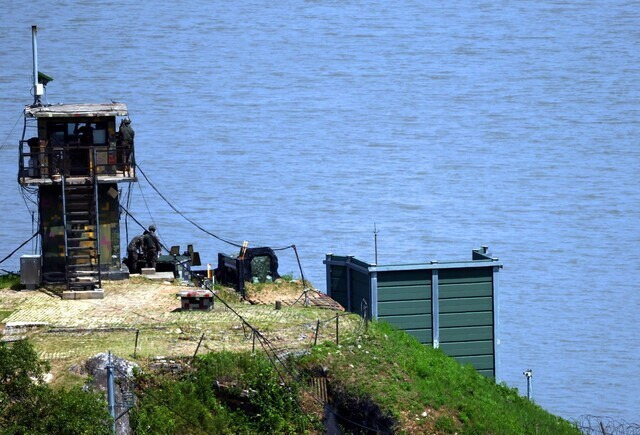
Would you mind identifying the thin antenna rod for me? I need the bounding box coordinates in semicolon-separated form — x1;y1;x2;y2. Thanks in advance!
31;25;41;105
373;223;378;265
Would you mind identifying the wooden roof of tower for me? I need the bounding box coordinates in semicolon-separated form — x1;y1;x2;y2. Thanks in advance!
25;102;128;118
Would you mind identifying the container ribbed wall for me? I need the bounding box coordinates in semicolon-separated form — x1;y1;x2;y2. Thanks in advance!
325;250;500;379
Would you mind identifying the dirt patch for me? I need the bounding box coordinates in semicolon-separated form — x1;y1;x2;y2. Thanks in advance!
329;384;396;434
245;281;343;310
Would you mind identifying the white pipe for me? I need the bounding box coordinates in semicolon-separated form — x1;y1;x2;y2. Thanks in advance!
31;25;41;104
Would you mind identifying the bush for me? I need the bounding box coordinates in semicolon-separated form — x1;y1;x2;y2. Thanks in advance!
131;352;312;434
0;273;21;290
0;340;112;434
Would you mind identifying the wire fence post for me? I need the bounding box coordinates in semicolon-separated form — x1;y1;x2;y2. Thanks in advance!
335;314;339;345
133;329;139;358
193;333;205;362
106;351;116;434
252;330;256;354
314;319;320;347
292;245;307;291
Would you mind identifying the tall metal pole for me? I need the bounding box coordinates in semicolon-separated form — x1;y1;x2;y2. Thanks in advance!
31;25;41;106
107;351;116;433
523;369;533;401
93;149;102;289
373;223;378;265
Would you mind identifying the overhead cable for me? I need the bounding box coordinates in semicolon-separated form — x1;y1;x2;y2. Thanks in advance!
0;232;39;265
0;111;23;152
135;163;294;251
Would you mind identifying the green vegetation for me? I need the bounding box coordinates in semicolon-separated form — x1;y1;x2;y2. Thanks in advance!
0;273;20;290
0;310;13;322
280;273;295;282
129;321;577;434
0;282;578;433
0;339;112;434
131;352;312;434
300;321;579;434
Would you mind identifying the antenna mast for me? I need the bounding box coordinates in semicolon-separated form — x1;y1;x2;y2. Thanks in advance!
373;223;379;265
31;25;43;106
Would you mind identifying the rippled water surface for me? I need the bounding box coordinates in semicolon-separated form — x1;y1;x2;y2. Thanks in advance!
1;0;639;421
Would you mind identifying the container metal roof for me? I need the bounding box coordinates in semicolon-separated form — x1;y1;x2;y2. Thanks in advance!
24;102;128;118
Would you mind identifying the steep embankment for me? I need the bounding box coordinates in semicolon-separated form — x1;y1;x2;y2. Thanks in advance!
0;276;578;433
301;321;578;433
133;321;578;434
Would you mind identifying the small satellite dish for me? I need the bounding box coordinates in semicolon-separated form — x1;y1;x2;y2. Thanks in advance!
38;71;53;86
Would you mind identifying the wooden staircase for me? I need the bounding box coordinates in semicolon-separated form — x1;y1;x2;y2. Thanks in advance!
62;176;102;292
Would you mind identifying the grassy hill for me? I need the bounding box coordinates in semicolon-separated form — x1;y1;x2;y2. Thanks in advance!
133;321;578;434
0;276;578;433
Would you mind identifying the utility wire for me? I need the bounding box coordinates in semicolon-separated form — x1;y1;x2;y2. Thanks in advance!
125;182;132;246
113;186;376;430
0;111;23;152
118;203;170;253
136;182;167;248
136;164;244;248
0;232;39;265
207;286;381;433
136;163;294;251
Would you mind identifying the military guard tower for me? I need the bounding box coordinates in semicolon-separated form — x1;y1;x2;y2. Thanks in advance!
17;26;136;299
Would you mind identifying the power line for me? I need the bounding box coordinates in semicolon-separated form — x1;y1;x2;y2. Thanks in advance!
0;111;23;152
118;202;170;253
136;182;167;248
135;163;294;251
135;164;244;248
1;232;39;265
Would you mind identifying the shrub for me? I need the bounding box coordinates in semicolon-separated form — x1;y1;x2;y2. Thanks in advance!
0;340;112;434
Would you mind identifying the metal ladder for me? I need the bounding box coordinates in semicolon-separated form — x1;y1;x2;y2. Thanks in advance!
61;150;101;291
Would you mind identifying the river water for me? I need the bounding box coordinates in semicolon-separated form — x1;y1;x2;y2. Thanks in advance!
1;0;638;422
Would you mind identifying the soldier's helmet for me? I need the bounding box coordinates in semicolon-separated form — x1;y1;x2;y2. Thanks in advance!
149;224;156;232
124;118;131;124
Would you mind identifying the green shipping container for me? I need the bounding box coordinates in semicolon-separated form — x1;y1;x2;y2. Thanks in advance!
324;247;502;379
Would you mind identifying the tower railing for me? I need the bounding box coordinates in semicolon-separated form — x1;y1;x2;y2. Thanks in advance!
18;140;136;183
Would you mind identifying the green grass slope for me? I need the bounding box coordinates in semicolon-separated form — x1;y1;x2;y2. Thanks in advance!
301;321;578;434
133;319;577;434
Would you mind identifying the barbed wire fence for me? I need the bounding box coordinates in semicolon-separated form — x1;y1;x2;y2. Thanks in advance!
82;293;374;433
573;415;640;435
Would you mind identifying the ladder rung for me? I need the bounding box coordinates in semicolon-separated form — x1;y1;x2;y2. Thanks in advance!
69;271;99;276
69;277;97;282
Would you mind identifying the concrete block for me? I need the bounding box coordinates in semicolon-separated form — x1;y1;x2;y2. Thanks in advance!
62;289;105;300
140;268;156;276
146;271;175;281
177;290;214;311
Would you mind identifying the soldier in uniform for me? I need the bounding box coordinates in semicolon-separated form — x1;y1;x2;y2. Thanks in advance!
118;118;134;173
77;122;94;146
143;225;162;269
126;233;144;273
